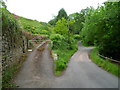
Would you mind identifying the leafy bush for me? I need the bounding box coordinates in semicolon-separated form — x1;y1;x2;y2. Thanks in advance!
55;59;67;71
67;37;76;50
53;18;68;36
50;34;67;49
39;30;49;35
73;34;81;40
50;34;65;40
2;8;19;34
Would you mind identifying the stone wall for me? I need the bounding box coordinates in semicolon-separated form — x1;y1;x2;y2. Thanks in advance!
2;9;29;72
2;30;28;71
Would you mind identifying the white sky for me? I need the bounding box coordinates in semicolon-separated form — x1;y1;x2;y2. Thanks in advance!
5;0;107;22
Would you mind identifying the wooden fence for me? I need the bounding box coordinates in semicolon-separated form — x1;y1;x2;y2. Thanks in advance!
97;53;120;64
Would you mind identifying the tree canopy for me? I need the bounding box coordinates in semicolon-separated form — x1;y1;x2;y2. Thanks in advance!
80;2;120;60
48;8;68;25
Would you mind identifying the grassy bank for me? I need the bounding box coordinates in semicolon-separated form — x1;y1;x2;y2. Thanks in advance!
90;48;120;77
54;49;77;76
52;42;78;76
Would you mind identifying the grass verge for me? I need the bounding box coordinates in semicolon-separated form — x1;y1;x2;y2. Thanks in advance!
53;46;77;76
90;48;120;77
2;54;27;88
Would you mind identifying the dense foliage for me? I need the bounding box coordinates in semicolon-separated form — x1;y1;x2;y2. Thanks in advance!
2;8;20;42
69;9;86;34
49;9;78;72
81;2;120;60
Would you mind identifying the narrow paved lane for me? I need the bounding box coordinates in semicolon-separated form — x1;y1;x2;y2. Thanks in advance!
14;43;55;88
14;42;118;88
52;42;118;88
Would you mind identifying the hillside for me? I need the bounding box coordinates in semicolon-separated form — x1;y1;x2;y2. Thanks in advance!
14;14;52;37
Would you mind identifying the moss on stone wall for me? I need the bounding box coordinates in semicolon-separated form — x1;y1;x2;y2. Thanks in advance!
2;8;30;87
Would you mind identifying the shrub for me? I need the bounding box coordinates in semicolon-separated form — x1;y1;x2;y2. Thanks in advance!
73;34;81;40
50;34;66;49
39;30;49;35
66;37;76;50
50;34;65;40
55;59;67;71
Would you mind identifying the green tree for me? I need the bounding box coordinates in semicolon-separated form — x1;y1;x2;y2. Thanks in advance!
69;10;85;34
0;1;7;8
48;18;57;26
53;18;68;36
48;8;68;25
80;2;120;60
56;8;68;21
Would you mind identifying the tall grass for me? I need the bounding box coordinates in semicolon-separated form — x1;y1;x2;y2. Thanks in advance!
90;48;120;77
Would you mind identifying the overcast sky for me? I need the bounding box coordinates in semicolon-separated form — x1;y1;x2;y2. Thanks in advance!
5;0;107;22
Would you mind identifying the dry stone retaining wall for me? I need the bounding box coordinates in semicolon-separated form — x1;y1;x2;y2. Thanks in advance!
2;29;28;72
